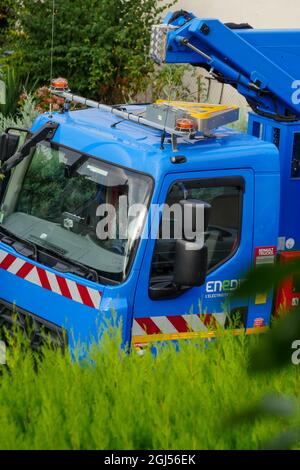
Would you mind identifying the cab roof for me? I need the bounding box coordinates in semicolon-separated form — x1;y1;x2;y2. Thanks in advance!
32;106;280;181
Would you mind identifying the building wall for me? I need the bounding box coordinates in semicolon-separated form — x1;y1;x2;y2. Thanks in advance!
166;1;300;109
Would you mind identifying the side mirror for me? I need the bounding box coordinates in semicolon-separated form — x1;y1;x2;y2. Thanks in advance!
174;241;208;287
174;199;211;288
0;132;20;163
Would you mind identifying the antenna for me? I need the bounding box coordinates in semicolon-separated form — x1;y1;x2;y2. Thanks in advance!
160;70;174;151
49;0;55;116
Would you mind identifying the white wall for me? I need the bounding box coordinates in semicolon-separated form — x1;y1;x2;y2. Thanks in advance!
171;0;300;28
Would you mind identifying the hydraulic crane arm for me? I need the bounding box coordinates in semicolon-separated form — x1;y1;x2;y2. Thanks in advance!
150;10;300;121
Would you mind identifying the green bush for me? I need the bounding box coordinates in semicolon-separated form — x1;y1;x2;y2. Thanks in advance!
7;0;176;103
150;64;207;102
0;93;38;131
0;327;300;450
0;1;15;50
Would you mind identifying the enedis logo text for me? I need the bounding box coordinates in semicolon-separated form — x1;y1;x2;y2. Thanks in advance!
205;279;242;298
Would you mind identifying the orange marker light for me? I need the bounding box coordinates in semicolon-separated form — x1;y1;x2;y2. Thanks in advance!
176;118;195;132
51;77;69;91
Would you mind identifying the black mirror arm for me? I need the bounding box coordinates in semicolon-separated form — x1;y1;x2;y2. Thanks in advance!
5;127;31;135
1;121;59;174
149;279;190;300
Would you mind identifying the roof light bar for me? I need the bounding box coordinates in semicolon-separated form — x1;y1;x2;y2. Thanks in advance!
50;87;195;139
50;81;240;142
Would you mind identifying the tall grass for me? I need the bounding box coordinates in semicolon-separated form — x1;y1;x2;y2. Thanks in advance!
0;328;299;450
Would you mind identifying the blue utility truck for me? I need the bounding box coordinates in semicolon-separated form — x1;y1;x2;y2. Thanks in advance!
0;10;299;352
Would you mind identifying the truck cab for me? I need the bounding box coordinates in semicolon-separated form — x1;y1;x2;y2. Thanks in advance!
0;103;280;352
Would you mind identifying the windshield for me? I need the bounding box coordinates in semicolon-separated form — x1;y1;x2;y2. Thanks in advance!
0;141;153;283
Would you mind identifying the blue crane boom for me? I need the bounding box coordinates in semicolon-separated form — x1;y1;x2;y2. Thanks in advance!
150;10;300;121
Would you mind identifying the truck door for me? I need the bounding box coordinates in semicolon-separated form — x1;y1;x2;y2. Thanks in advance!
132;169;254;347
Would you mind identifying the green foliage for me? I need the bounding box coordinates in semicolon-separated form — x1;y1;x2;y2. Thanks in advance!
229;258;300;449
234;260;300;372
236;260;300;300
8;0;176;103
0;93;38;131
0;1;15;50
150;64;207;102
0;65;37;117
0;326;300;450
0;66;22;116
248;310;300;373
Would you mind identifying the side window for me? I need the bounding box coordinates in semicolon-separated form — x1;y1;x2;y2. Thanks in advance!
150;179;243;282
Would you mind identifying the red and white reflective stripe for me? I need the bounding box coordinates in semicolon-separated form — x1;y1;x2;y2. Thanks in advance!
254;317;265;328
0;249;102;309
133;313;227;336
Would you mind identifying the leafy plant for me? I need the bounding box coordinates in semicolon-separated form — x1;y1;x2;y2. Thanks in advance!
0;1;15;50
7;0;176;104
33;86;83;114
150;64;207;102
0;66;23;117
0;93;38;132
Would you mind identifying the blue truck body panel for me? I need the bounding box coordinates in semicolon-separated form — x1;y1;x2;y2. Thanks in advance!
248;113;300;250
0;107;280;350
32;110;279;177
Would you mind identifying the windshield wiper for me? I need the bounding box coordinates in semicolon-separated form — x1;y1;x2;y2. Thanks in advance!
0;225;38;260
0;225;100;283
1;121;59;174
35;242;99;284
